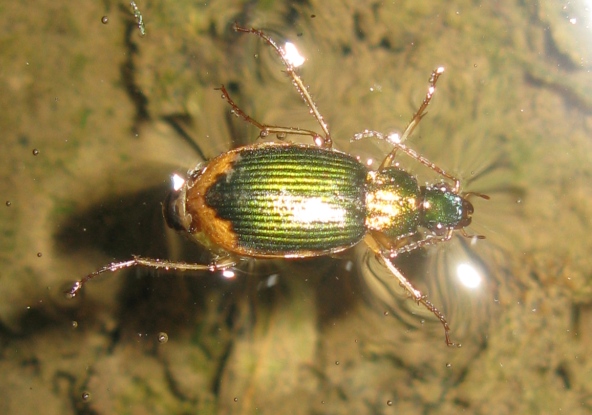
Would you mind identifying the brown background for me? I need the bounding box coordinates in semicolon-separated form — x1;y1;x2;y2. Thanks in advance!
1;0;591;414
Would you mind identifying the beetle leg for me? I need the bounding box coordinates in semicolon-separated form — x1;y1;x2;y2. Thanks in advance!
66;255;237;298
233;24;332;148
382;142;461;193
370;230;453;257
364;234;458;347
216;85;326;145
386;230;453;257
352;129;459;191
358;131;461;192
372;67;458;187
395;67;445;146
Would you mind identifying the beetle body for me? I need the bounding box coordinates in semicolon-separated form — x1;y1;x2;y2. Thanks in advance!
164;142;471;260
69;25;487;347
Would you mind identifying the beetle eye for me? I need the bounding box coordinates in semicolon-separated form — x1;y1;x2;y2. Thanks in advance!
455;198;474;228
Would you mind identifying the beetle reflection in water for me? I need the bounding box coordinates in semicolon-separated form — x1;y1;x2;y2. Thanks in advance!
68;24;488;347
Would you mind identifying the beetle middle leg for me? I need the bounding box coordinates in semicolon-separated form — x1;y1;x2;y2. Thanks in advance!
371;229;454;258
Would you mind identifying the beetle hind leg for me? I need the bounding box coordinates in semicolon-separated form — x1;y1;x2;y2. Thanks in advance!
66;255;237;298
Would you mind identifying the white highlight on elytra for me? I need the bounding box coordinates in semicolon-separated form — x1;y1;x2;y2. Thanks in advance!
283;42;305;67
273;196;346;224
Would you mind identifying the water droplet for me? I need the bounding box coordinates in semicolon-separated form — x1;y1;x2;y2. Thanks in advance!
101;16;109;24
446;362;452;368
37;252;42;258
5;201;11;207
81;391;91;401
383;311;389;316
387;400;393;406
32;149;39;156
335;360;340;365
72;321;78;329
157;332;168;343
233;397;238;402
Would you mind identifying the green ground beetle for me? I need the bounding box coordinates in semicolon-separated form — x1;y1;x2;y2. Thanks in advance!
68;24;488;347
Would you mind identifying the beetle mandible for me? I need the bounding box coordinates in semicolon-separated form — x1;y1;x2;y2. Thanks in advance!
68;24;488;347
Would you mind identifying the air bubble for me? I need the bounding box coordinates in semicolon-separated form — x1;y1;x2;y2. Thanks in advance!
32;149;39;156
387;400;393;406
5;201;10;207
82;391;91;402
157;332;168;343
101;16;109;24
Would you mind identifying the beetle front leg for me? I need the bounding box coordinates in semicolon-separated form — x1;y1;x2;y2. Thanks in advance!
353;128;461;193
384;143;461;193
